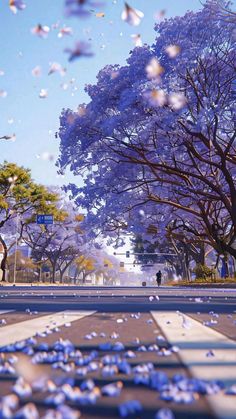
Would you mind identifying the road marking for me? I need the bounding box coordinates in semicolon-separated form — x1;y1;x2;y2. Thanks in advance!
151;311;236;419
0;310;15;315
0;310;96;347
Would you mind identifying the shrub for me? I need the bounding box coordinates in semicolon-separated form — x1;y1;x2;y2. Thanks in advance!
194;264;216;280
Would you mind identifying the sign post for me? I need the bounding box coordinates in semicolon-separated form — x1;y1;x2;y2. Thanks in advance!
0;243;4;282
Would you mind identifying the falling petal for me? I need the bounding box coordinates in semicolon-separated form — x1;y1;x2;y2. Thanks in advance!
154;10;166;21
9;0;26;14
146;58;164;79
61;82;69;91
65;0;105;18
39;89;48;98
64;41;94;61
0;90;8;98
0;133;16;141
165;44;181;58
38;152;54;161
96;12;105;17
168;93;187;110
48;62;66;76
32;66;42;77
77;106;87;116
148;89;167;107
58;26;73;38
31;24;50;38
131;34;142;47
121;3;144;26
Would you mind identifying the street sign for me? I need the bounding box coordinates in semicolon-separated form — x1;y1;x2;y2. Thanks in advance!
37;214;54;225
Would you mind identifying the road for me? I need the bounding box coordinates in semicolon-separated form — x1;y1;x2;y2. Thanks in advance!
0;285;236;315
0;286;235;419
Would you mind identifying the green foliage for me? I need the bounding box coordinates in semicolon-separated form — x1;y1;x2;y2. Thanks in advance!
194;264;216;279
0;161;66;227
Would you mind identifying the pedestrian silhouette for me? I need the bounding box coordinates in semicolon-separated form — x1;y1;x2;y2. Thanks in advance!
156;270;162;287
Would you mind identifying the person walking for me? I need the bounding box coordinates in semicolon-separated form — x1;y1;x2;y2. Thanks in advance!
156;270;162;287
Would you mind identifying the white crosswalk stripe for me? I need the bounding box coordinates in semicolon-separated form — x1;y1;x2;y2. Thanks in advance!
0;310;15;315
151;311;236;419
0;310;96;346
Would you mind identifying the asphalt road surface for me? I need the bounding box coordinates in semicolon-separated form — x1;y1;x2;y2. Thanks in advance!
0;286;235;419
0;285;236;315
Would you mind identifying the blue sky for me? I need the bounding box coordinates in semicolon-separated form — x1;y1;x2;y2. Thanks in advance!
0;0;211;186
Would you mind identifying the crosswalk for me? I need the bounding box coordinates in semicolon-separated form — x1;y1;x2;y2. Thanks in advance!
0;309;235;418
152;311;236;419
0;310;95;346
0;310;15;315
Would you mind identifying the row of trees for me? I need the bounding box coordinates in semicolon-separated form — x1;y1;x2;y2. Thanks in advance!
0;162;120;283
57;1;236;279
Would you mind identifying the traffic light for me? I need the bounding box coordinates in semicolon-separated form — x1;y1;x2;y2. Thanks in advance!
126;251;130;258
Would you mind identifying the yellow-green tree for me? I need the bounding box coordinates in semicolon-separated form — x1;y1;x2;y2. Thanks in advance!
0;162;64;281
74;255;96;283
7;250;37;283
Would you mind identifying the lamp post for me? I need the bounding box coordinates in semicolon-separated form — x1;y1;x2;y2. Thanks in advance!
13;213;20;285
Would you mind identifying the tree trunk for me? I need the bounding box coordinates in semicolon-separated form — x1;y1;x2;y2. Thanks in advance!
73;269;78;284
183;253;190;281
221;255;229;279
0;235;8;282
198;243;205;265
59;269;64;284
223;243;236;260
175;261;183;277
223;255;229;278
215;254;220;270
51;264;56;283
59;267;68;284
231;256;236;278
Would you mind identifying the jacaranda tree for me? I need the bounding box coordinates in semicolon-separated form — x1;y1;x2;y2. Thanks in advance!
57;1;236;265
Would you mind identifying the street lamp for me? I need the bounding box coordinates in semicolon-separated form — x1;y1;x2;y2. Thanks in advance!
13;213;20;285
